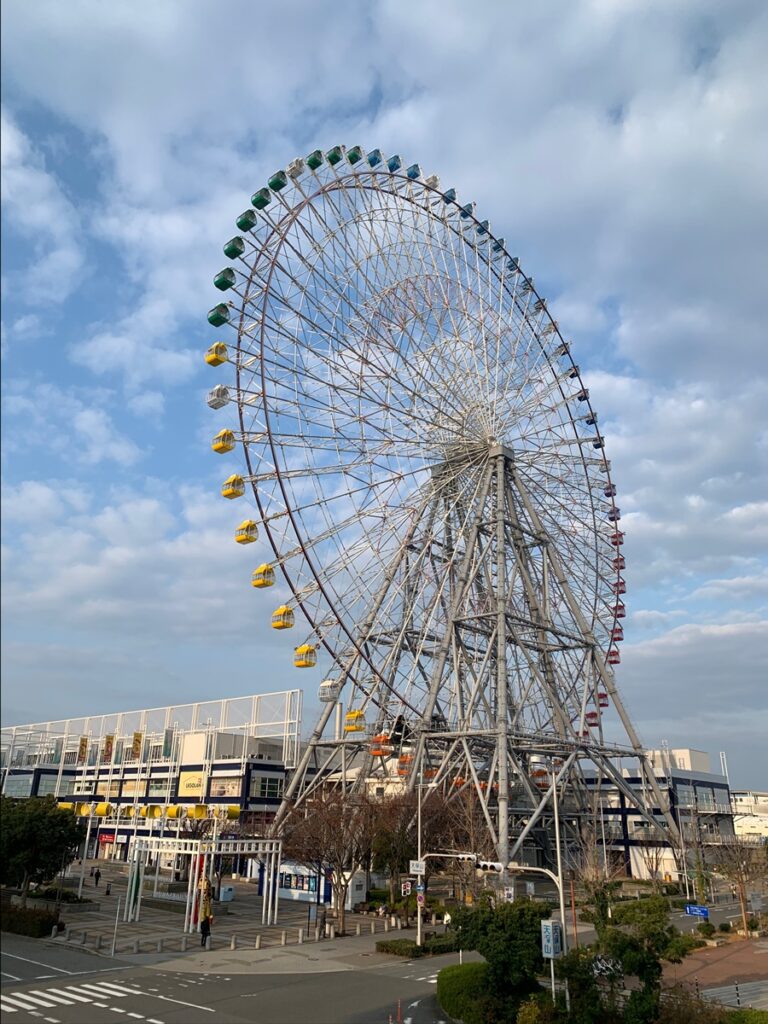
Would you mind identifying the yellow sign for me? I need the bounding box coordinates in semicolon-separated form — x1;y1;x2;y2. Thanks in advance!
179;771;205;799
131;731;143;758
77;736;88;765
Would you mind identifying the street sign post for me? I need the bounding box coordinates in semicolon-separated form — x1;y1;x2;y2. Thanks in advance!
417;893;425;906
409;859;425;875
684;904;709;919
541;920;563;1003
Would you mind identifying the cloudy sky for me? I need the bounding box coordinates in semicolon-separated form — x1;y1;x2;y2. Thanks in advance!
1;0;766;788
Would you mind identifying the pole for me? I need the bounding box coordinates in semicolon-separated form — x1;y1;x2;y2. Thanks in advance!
78;814;93;898
417;772;423;947
550;956;556;1003
110;897;122;957
552;769;570;1012
570;876;579;949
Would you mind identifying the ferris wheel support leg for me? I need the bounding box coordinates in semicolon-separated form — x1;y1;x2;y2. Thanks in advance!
508;466;680;845
495;453;510;872
273;698;338;829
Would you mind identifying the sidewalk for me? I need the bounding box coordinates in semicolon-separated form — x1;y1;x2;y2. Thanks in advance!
50;858;432;967
664;939;768;988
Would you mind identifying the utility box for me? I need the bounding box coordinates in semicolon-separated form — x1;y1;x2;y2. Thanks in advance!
219;885;235;903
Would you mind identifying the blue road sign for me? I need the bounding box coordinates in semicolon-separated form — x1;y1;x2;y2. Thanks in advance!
541;920;563;959
684;904;709;918
416;883;425;893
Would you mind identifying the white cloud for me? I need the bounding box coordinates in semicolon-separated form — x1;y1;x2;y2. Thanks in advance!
0;107;84;305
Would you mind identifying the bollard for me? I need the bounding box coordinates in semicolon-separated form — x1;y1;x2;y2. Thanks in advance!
396;917;402;930
314;926;320;942
133;939;139;954
95;935;102;951
63;926;70;941
230;935;237;950
356;922;361;936
51;925;58;939
205;936;211;951
80;931;87;945
181;936;187;952
370;921;375;935
297;928;303;945
329;924;335;939
735;981;741;1008
431;913;437;926
281;930;287;946
255;934;262;950
384;918;390;932
156;939;163;953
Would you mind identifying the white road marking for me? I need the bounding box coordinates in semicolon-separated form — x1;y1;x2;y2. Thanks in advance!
0;955;70;975
110;1009;127;1015
77;983;129;999
43;987;92;1003
2;994;41;1011
31;992;76;1006
3;992;59;1009
127;1014;145;1020
0;998;19;1013
149;994;215;1013
94;983;144;996
1;970;22;981
43;1018;60;1023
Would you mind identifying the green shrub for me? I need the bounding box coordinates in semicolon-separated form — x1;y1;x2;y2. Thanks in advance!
1;906;61;937
515;992;557;1023
697;921;716;937
437;963;490;1024
423;933;460;955
718;921;732;933
728;1011;768;1022
747;917;759;931
34;887;90;904
367;888;389;901
375;938;422;958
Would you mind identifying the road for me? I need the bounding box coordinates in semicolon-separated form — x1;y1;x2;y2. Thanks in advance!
0;935;465;1023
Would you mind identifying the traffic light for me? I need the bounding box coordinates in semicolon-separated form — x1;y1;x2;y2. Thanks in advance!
477;861;504;873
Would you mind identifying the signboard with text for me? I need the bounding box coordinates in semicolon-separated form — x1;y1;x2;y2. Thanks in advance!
409;859;425;875
684;904;709;919
541;920;563;959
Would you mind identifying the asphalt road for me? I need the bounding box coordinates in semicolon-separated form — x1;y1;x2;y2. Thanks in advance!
0;935;464;1023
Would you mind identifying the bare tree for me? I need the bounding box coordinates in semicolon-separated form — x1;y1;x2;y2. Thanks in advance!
568;823;626;941
281;790;376;934
637;840;667;893
706;836;767;936
440;788;496;902
371;793;417;905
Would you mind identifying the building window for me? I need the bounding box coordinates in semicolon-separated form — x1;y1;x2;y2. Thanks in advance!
147;779;171;798
4;775;33;797
120;778;145;797
210;776;242;799
250;775;283;800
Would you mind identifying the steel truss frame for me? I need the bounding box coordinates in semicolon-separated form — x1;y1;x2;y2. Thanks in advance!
276;448;678;865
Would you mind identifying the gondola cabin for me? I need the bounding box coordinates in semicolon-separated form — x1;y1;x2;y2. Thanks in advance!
585;711;600;727
344;709;365;733
251;563;275;588
607;649;621;665
234;520;258;545
294;644;317;668
211;429;236;454
611;626;624;642
221;475;245;499
612;578;627;595
205;342;228;366
531;768;549;789
613;602;626;618
271;605;294;630
319;679;342;702
612;555;626;570
598;692;610;708
607;507;621;522
609;531;625;547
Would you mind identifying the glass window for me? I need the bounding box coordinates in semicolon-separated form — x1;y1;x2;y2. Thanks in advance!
120;778;144;797
4;775;33;797
147;778;171;798
250;775;283;799
210;776;242;798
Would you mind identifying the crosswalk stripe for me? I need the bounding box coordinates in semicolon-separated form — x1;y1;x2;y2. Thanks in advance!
92;982;142;996
1;994;45;1011
25;992;74;1006
2;992;59;1009
76;983;128;998
43;987;92;1003
0;999;19;1013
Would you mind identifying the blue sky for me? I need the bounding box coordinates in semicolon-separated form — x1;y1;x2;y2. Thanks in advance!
1;0;766;787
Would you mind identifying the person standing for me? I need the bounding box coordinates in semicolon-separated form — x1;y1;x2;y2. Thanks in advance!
200;914;211;948
94;868;101;888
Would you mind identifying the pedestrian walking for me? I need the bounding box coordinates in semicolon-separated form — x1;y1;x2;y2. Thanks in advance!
94;868;101;888
200;914;212;948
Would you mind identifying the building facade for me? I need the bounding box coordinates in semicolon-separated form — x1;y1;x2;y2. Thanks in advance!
0;692;302;859
731;790;768;839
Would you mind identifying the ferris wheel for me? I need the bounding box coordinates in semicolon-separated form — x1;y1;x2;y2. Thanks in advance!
204;145;673;860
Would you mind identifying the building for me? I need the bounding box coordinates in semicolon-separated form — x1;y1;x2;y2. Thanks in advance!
0;692;302;859
588;747;736;883
731;790;768;839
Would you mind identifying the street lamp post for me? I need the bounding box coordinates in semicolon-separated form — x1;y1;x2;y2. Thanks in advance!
416;774;423;947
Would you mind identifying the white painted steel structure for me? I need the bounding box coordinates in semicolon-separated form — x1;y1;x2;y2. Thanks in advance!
206;144;677;867
125;835;282;929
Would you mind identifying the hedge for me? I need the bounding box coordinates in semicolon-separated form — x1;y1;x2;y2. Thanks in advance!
375;933;461;958
1;906;62;937
728;1012;768;1023
436;963;490;1024
34;887;90;904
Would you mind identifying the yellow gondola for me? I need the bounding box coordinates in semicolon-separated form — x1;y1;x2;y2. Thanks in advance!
294;644;317;668
235;520;258;544
205;342;228;366
344;723;365;733
221;474;245;499
251;563;275;588
271;605;295;629
211;429;235;454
